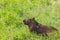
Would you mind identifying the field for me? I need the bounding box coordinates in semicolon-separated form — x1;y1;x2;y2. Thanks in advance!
0;0;60;40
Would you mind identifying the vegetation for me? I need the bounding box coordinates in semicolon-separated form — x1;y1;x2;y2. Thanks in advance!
0;0;60;40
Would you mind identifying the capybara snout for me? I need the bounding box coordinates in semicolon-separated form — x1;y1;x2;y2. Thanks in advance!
23;19;31;25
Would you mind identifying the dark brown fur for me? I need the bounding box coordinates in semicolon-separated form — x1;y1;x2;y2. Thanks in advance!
23;18;58;36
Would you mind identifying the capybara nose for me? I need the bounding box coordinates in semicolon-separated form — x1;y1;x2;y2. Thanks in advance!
23;20;25;22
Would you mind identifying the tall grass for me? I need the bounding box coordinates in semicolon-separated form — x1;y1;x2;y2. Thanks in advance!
0;0;60;40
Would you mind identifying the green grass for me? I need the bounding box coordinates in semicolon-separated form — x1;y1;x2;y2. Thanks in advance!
0;0;60;40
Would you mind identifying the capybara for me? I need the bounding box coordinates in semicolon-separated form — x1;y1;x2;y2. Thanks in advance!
23;18;58;36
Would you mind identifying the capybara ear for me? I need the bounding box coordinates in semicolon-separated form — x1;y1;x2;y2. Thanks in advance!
32;17;35;20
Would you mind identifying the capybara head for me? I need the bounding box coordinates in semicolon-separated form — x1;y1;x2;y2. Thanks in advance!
23;18;35;25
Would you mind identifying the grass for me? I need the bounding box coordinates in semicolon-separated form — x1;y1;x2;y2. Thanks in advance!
0;0;60;40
